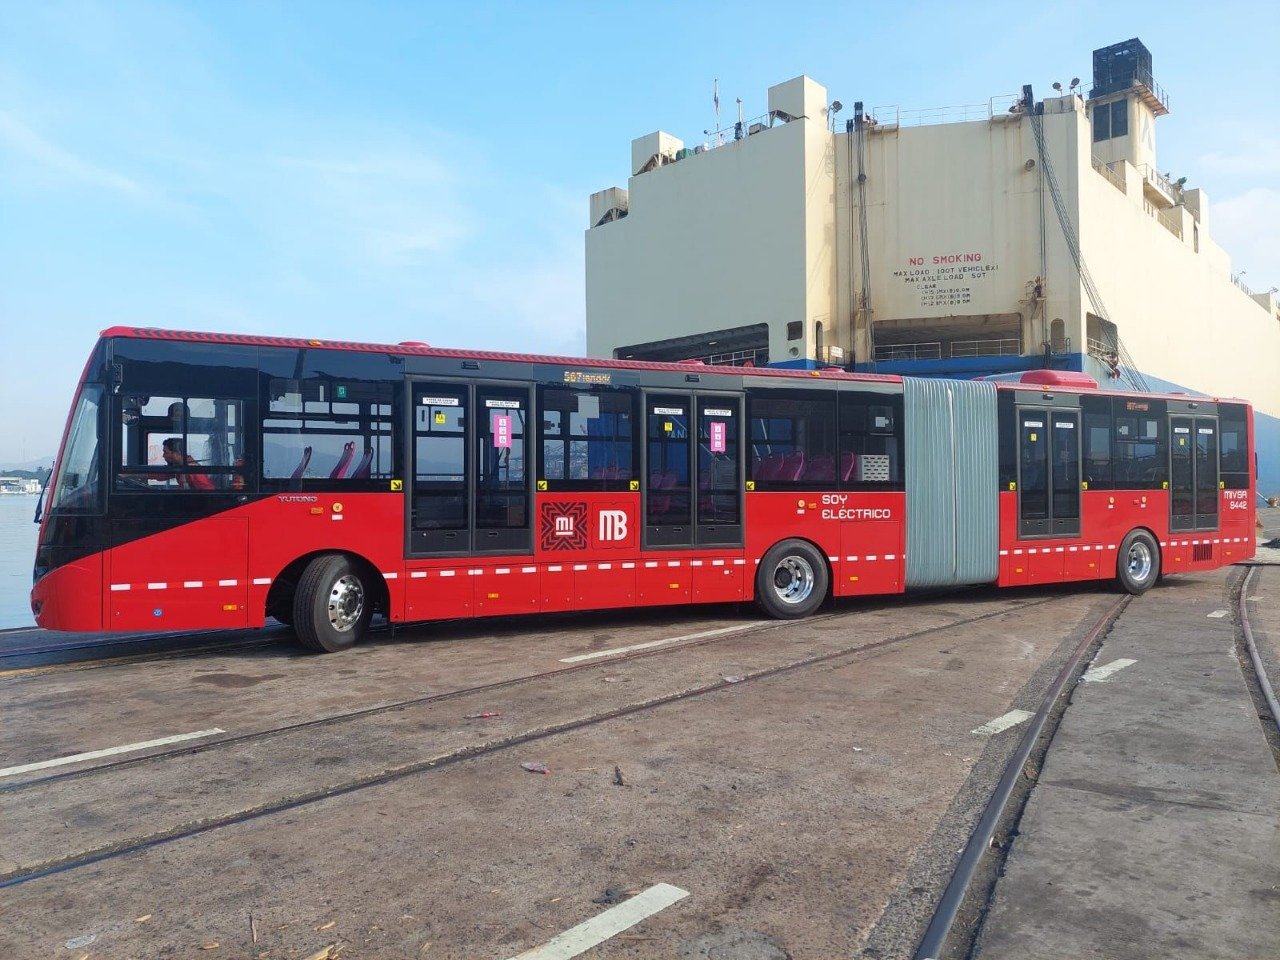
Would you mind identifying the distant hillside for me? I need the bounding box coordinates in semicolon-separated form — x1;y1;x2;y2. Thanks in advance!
0;458;54;475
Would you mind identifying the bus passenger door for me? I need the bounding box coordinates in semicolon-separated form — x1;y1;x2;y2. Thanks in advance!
1194;418;1219;531
1017;409;1050;538
1169;416;1195;532
644;394;692;548
474;386;532;554
696;396;743;547
410;383;469;555
1050;411;1081;538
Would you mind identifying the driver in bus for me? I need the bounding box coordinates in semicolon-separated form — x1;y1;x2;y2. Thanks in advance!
162;437;215;491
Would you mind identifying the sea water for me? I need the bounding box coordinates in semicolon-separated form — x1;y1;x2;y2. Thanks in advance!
0;497;39;629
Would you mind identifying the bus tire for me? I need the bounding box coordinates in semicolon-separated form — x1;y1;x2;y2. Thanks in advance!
756;539;829;619
293;554;372;653
1117;530;1160;595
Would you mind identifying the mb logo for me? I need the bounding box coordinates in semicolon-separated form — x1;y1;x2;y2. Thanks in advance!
598;509;629;542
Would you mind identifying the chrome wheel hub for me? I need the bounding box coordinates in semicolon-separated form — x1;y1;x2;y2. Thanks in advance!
1127;542;1153;583
772;556;815;605
327;574;365;632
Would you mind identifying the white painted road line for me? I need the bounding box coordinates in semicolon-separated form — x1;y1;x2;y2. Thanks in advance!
972;709;1034;737
559;624;768;664
1082;657;1137;683
0;728;226;779
1207;609;1229;619
507;883;689;960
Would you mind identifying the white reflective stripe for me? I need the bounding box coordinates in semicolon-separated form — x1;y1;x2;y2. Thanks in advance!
734;559;746;565
469;569;482;576
712;559;725;566
573;564;588;571
1028;549;1037;555
1013;549;1023;555
110;583;131;592
1055;547;1065;553
548;565;563;572
495;568;511;575
184;580;203;588
865;555;878;561
1193;540;1200;545
218;579;237;587
999;550;1009;556
644;561;658;568
504;882;689;960
1108;544;1116;549
1068;546;1078;552
691;560;703;567
885;554;897;561
147;582;167;590
440;570;457;577
667;560;680;567
598;563;612;570
845;555;857;562
252;577;271;585
827;556;838;562
972;710;1034;737
383;572;399;580
410;571;427;579
621;562;635;569
522;566;537;574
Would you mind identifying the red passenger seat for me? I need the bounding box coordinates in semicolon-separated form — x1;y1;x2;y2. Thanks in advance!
781;451;806;481
804;454;835;482
840;451;857;482
329;441;356;479
290;446;313;480
350;446;375;479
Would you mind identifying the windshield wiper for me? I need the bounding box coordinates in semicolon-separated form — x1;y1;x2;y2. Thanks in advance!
33;463;53;524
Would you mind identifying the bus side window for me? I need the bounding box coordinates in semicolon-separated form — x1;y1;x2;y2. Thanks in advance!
1081;395;1112;488
116;395;244;491
1219;403;1250;490
746;388;836;490
837;390;904;490
537;386;636;491
258;348;398;486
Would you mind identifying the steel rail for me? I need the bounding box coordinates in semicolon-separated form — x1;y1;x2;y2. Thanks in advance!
0;594;1072;889
1239;566;1280;728
1;593;1064;794
913;593;1130;960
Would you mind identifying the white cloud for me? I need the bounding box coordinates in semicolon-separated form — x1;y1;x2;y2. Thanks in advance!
1199;136;1280;180
1213;187;1280;291
268;151;471;267
0;110;147;198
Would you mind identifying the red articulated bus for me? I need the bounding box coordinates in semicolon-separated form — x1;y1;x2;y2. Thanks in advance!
32;328;1256;653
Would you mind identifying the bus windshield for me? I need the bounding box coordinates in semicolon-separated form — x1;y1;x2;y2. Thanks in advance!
49;383;104;514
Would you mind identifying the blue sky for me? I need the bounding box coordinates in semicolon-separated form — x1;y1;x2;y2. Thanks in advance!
1;0;1276;465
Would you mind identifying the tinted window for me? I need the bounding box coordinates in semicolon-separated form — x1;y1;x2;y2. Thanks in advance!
539;386;636;491
747;389;837;490
838;390;904;490
1112;398;1166;489
1081;395;1112;488
117;395;247;492
1219;403;1250;489
259;348;400;488
50;384;104;513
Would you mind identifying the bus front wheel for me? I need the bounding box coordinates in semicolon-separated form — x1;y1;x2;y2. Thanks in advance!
756;539;829;619
293;554;373;652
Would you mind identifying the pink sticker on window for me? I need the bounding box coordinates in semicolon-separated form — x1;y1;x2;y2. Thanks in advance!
494;415;512;449
710;421;726;453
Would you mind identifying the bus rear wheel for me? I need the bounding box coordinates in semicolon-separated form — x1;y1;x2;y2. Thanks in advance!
756;539;829;619
293;554;373;653
1117;530;1160;595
